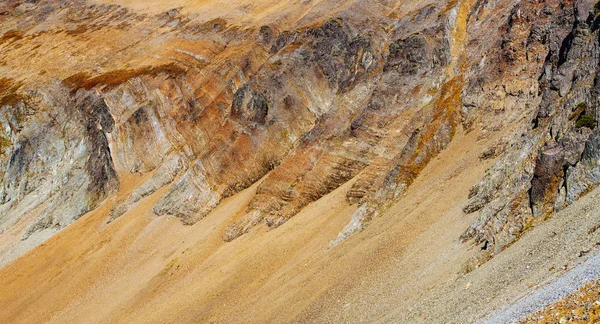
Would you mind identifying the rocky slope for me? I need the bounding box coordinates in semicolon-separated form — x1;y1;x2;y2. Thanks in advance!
462;0;600;262
1;0;600;322
520;280;600;323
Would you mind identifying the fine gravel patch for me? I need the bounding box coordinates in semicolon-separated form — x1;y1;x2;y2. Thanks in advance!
482;252;600;324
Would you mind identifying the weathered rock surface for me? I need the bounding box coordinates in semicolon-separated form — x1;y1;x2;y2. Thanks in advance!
1;0;600;268
0;84;118;245
5;0;600;323
461;1;600;259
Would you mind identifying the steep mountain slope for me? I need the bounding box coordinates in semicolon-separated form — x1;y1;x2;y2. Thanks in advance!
1;0;600;322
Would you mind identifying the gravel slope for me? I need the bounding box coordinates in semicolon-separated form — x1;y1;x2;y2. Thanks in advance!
483;252;600;323
300;178;600;323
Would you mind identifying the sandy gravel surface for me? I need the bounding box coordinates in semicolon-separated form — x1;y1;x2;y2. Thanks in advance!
520;280;600;323
483;252;600;323
300;180;600;323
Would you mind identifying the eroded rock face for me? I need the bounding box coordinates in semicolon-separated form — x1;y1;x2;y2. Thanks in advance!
462;1;600;257
0;84;118;244
223;5;459;240
231;85;269;125
1;0;463;251
2;0;600;265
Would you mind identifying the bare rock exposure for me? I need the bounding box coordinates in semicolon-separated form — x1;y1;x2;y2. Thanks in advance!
2;0;600;323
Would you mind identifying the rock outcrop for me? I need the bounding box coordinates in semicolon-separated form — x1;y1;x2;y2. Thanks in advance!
0;84;118;244
462;0;600;259
2;0;600;266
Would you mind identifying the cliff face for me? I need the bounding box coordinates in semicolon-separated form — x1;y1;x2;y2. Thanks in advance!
1;0;469;262
0;82;119;260
1;0;600;321
1;0;599;265
462;0;600;260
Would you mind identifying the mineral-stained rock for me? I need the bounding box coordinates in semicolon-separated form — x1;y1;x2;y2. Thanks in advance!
109;152;188;220
3;0;600;268
231;84;269;125
224;3;461;241
153;160;221;225
462;1;600;256
530;144;567;218
0;84;119;243
565;130;600;204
